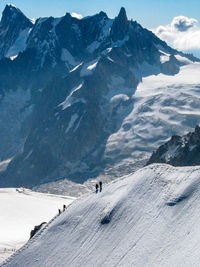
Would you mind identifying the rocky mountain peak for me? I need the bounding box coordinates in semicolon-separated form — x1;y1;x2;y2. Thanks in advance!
98;11;108;19
1;4;32;28
117;7;128;23
0;5;33;59
111;7;129;42
4;4;21;15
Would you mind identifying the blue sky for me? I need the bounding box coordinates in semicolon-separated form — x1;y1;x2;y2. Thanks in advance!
0;0;200;28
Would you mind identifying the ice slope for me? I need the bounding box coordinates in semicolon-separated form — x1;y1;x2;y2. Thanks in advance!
3;164;200;266
0;188;75;263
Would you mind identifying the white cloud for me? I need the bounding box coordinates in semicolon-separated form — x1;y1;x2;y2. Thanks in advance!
171;16;197;32
153;16;200;53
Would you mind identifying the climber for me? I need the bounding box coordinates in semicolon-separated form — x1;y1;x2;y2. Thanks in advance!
95;183;99;193
99;181;102;192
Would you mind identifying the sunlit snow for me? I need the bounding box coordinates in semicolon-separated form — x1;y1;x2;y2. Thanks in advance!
80;59;99;76
70;13;83;19
4;164;200;266
58;82;85;110
0;188;75;264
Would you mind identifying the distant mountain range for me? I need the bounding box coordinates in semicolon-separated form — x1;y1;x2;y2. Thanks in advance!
0;4;200;188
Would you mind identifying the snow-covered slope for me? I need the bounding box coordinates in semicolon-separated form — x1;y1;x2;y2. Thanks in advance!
3;164;200;266
0;188;75;263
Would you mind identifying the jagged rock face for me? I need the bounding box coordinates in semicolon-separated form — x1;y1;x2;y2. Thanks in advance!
111;7;129;42
147;126;200;166
0;5;199;187
0;4;33;59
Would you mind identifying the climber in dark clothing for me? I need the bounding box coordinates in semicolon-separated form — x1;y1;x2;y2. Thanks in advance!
95;183;99;193
99;181;102;192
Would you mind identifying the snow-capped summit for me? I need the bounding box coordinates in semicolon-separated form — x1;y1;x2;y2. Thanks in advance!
70;12;83;19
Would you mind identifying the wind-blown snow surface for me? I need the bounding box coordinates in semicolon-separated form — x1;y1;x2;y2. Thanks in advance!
0;189;75;263
105;62;200;165
3;164;200;266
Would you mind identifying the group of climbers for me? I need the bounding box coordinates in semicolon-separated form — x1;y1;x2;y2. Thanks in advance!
58;182;103;215
95;181;103;193
58;204;67;215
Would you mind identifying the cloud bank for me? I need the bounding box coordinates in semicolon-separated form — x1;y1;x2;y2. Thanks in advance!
153;16;200;54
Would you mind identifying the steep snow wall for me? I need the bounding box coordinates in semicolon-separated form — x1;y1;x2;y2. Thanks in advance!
3;164;200;266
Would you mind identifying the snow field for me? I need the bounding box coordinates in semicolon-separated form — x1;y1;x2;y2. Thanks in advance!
0;188;75;264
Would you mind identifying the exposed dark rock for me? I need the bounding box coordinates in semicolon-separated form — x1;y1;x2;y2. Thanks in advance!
147;125;200;166
30;222;46;239
111;7;129;42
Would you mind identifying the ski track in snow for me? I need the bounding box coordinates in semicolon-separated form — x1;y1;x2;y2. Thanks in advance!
3;164;200;266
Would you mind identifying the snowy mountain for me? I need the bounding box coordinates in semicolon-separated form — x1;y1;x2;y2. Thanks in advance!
2;164;200;266
0;188;74;264
0;5;200;188
147;125;200;166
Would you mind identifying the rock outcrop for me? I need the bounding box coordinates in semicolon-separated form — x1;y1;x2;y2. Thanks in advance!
147;126;200;166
